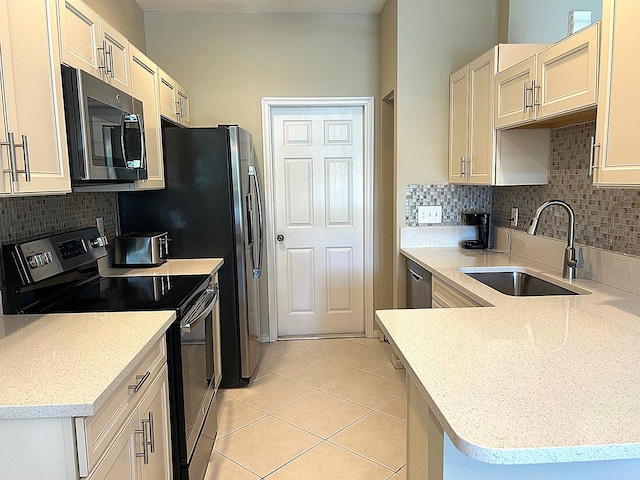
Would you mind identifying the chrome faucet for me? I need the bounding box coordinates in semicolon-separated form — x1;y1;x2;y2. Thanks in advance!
527;200;580;280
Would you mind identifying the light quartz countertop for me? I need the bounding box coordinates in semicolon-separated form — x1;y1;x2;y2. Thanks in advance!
0;257;224;421
376;247;640;465
101;258;224;277
0;311;175;420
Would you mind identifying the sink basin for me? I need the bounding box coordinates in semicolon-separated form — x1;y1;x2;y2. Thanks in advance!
463;269;580;297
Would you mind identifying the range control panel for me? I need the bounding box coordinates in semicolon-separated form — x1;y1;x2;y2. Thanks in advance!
10;228;109;285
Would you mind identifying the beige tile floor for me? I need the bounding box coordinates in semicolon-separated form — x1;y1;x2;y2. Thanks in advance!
204;337;407;480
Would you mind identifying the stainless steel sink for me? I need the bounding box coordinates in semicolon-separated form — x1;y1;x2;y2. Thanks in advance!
463;270;580;297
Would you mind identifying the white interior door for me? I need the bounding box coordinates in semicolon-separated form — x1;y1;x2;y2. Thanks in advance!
271;106;365;337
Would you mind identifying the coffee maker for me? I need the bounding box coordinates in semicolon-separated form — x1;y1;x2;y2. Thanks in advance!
461;213;493;249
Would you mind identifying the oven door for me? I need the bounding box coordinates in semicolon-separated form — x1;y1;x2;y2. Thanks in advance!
179;282;218;462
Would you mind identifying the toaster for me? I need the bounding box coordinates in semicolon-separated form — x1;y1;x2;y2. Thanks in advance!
114;232;169;266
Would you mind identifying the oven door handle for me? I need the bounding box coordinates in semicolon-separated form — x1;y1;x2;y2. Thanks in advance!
180;284;218;333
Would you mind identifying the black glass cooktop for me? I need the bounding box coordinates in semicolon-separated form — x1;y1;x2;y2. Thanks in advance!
28;274;210;316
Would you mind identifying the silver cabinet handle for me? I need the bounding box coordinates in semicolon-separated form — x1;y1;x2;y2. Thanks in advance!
98;40;108;74
148;411;155;453
1;132;18;182
18;134;30;182
532;80;541;109
135;419;150;464
108;44;114;78
589;136;601;177
2;133;31;182
523;82;529;113
128;371;150;393
459;156;465;178
175;100;181;116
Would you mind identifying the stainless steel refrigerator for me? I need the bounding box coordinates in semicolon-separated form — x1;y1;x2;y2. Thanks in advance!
118;125;263;388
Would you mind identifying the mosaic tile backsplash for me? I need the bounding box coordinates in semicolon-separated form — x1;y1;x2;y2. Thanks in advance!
0;192;117;289
493;121;639;257
406;184;492;226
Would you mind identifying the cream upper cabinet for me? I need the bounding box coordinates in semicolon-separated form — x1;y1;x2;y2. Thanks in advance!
449;50;494;185
495;23;599;129
494;56;536;128
593;0;640;187
130;45;165;190
59;0;131;93
176;85;191;126
0;0;71;196
449;45;550;186
448;65;469;182
159;68;191;127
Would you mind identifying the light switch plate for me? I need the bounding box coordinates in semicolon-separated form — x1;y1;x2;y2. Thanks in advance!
418;205;442;224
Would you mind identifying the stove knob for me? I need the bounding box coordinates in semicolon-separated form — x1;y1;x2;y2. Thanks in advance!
90;236;108;248
27;254;44;268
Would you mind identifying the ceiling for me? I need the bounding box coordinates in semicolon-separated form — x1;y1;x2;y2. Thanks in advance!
134;0;386;14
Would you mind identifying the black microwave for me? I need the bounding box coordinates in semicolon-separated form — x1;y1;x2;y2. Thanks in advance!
61;65;147;185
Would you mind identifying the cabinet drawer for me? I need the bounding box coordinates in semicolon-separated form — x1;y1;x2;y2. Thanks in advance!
432;277;480;308
76;338;166;477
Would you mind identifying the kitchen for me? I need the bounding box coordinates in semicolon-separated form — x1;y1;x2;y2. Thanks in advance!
1;0;640;479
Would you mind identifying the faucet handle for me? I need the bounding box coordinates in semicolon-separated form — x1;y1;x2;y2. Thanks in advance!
576;247;584;269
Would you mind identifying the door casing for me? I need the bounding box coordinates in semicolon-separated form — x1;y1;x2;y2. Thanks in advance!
261;97;375;342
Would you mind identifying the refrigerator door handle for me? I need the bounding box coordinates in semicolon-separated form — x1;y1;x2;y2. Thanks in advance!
249;161;264;279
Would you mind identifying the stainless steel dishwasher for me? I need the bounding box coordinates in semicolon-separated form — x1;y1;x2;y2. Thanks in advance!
405;258;432;308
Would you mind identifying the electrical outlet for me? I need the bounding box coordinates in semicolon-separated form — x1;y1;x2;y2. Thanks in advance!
511;208;518;227
418;205;443;224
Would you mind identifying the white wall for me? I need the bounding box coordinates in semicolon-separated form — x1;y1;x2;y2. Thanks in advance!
144;12;380;336
144;12;379;136
508;0;602;43
395;0;498;224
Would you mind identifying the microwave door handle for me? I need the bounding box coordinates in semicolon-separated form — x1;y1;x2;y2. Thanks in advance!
121;113;145;169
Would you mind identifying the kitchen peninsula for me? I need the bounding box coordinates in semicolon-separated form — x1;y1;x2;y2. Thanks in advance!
377;247;640;479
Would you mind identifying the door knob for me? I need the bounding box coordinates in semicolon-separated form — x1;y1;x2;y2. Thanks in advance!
276;234;285;242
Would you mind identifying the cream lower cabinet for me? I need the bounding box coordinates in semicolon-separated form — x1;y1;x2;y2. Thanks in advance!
159;68;191;127
0;339;172;480
432;277;481;308
130;45;165;190
449;44;550;186
0;0;71;196
58;0;131;93
88;366;172;480
495;23;599;129
593;0;640;187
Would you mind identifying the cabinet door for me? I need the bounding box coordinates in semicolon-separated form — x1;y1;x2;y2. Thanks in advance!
99;19;130;93
87;412;141;480
468;49;496;185
58;0;101;76
535;23;599;121
137;365;172;480
176;85;191;126
448;65;469;183
0;58;10;194
130;45;164;190
494;56;536;128
158;69;178;122
0;0;71;195
594;0;640;187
